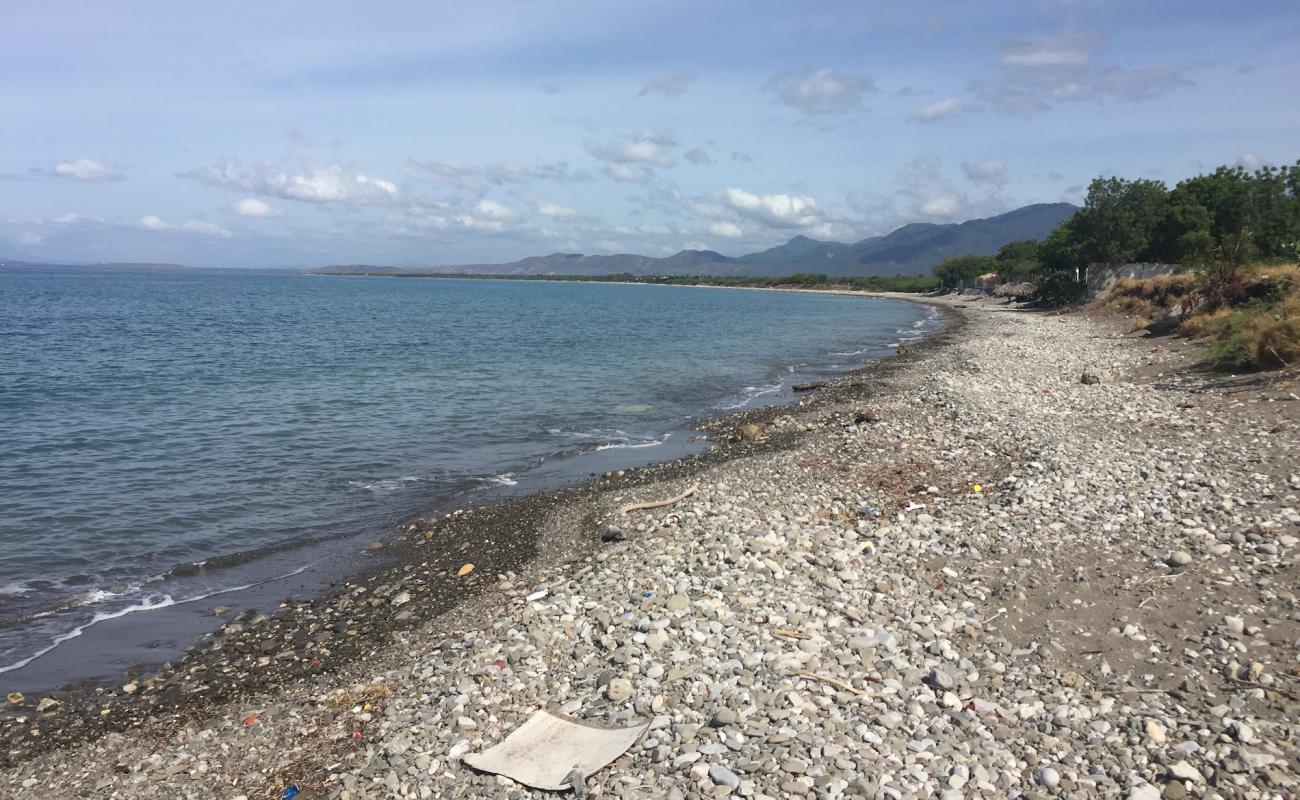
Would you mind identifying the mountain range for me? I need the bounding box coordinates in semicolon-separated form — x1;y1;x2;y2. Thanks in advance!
1;202;1078;278
315;202;1078;278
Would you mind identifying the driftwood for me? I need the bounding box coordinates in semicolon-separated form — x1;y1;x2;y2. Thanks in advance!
618;484;699;515
792;381;829;392
791;670;867;697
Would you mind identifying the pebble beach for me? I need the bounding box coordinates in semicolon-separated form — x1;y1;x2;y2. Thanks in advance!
5;293;1299;799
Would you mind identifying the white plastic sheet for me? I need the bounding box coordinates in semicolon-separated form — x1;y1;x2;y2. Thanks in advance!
463;709;649;791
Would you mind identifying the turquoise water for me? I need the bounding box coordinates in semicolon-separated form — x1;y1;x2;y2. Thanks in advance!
0;269;937;680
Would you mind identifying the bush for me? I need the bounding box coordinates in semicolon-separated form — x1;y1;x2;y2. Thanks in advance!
1205;292;1300;369
1032;271;1087;308
1177;308;1230;338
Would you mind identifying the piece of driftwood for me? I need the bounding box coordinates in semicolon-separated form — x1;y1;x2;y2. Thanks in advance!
792;670;867;697
792;381;829;392
618;484;699;515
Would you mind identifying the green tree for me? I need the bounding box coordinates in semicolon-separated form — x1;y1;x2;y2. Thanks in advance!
994;239;1041;278
932;254;996;287
1073;177;1169;264
1038;216;1085;272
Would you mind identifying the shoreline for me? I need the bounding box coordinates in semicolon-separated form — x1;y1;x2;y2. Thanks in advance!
0;289;959;768
7;292;1297;798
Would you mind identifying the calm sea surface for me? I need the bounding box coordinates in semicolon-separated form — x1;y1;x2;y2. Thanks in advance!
0;269;937;682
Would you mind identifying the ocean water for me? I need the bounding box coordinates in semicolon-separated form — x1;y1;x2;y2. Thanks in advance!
0;268;938;683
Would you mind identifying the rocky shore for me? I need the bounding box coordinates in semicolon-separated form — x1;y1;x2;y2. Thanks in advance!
4;294;1298;799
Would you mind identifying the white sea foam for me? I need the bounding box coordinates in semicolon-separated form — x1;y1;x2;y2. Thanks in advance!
720;382;783;410
593;434;668;451
0;561;317;675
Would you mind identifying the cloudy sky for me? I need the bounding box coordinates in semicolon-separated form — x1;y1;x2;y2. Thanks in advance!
2;1;1296;268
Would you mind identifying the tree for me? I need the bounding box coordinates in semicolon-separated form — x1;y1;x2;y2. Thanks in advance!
1073;177;1169;264
932;254;996;287
994;239;1041;278
1038;216;1085;273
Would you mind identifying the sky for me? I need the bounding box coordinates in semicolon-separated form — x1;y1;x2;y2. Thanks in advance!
2;1;1297;268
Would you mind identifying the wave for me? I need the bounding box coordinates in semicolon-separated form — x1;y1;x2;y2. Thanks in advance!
347;476;423;493
0;561;317;675
720;381;783;410
593;434;669;452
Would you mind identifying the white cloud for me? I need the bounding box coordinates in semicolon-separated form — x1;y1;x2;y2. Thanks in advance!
910;98;966;123
603;163;642;183
721;187;822;229
763;68;875;115
1237;153;1268;170
847;156;1012;231
231;197;281;218
961;159;1009;187
1000;33;1094;67
584;133;677;168
52;213;103;224
452;199;524;231
536;202;589;221
472;199;518;221
410;159;591;191
182;220;233;238
184;160;400;205
638;72;693;97
976;30;1191;115
52;159;124;183
708;221;744;238
138;215;232;237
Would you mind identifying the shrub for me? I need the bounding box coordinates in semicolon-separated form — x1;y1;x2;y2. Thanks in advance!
1032;270;1087;307
1177;308;1230;338
1205;292;1300;369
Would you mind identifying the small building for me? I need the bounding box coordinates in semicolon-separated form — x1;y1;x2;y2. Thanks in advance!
975;272;1001;292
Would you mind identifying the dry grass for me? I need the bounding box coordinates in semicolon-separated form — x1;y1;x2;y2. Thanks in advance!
1097;264;1298;371
1178;308;1231;338
1208;290;1300;369
328;680;392;709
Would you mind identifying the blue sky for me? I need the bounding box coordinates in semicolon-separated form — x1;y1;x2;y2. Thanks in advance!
2;0;1297;268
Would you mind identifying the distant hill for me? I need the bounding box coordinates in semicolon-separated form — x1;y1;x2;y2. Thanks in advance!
312;202;1078;278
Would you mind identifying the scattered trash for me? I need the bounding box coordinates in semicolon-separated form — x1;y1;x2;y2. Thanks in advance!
242;714;258;725
281;786;300;800
457;563;475;577
526;589;549;602
972;484;983;493
6;692;23;707
463;709;649;791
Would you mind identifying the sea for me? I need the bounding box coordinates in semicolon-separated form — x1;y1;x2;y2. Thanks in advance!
0;267;941;689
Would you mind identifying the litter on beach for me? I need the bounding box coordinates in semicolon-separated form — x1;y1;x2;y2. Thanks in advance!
462;709;649;791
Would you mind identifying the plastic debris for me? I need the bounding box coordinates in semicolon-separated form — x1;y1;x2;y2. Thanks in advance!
282;786;300;800
457;563;475;577
463;709;649;791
